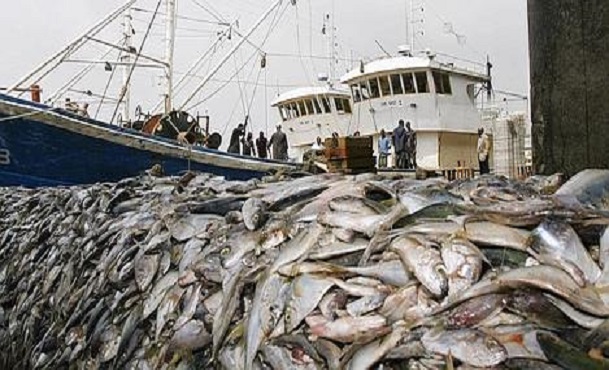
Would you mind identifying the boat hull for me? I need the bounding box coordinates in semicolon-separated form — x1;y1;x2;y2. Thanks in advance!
0;94;295;187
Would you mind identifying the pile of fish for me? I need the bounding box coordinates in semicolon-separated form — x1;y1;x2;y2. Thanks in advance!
2;169;609;369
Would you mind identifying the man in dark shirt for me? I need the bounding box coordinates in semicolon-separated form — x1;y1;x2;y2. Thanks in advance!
228;123;246;154
242;132;256;156
256;131;268;159
393;120;407;169
268;125;289;160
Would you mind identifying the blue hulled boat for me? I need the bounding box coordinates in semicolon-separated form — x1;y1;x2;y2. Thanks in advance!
0;94;296;187
0;1;299;187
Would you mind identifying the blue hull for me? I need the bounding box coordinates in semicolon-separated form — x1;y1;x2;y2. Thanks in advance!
0;94;294;187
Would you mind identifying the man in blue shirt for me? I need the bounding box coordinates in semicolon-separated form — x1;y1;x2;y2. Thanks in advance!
378;129;391;168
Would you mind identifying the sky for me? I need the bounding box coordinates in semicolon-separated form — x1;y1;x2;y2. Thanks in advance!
0;0;529;139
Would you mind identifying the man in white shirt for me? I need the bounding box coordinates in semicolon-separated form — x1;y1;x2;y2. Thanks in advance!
477;128;491;175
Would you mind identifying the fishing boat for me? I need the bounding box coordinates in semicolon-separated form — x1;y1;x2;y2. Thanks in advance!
0;0;298;187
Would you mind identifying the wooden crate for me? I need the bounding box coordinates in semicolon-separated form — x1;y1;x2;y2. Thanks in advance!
325;136;374;160
327;157;376;172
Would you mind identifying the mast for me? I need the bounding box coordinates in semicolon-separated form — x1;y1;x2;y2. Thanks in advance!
6;0;137;95
121;9;133;124
179;0;288;112
163;0;177;113
329;0;336;84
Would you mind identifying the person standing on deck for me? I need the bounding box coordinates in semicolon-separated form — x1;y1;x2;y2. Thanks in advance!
311;137;325;151
378;130;391;168
228;122;247;154
268;125;289;161
256;132;268;159
393;120;407;169
404;122;417;169
242;132;256;157
477;128;491;175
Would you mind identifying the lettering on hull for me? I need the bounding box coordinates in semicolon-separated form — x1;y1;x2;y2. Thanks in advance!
0;149;10;165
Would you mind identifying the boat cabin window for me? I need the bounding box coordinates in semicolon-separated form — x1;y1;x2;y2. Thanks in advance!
335;98;351;114
402;73;416;94
291;102;301;118
415;72;430;93
369;78;381;99
279;106;288;121
360;82;370;100
312;98;322;114
390;74;403;95
321;97;332;113
298;100;307;116
379;76;391;97
433;71;452;95
351;84;362;103
305;99;315;116
467;84;476;102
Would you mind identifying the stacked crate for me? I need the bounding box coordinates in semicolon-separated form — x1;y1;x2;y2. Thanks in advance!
325;136;376;174
492;114;528;179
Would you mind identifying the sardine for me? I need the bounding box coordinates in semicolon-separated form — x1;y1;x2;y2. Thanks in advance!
305;315;390;343
421;328;507;367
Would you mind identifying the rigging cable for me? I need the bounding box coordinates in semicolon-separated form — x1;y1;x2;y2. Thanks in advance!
95;47;123;119
111;0;163;125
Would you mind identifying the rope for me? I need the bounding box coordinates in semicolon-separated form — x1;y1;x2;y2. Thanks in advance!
111;0;163;124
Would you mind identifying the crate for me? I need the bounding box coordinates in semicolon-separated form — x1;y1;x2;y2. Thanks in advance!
325;136;374;160
328;157;376;170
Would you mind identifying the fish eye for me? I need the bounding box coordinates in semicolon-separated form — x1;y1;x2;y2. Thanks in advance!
220;247;231;256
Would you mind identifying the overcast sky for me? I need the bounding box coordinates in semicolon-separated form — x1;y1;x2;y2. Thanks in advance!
0;0;529;137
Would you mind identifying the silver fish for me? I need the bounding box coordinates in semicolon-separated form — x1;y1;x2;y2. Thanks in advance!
421;328;507;368
242;198;268;231
168;320;211;352
306;315;390;343
441;237;484;296
134;253;160;292
286;274;334;332
529;219;601;286
391;235;447;297
245;273;290;370
346;325;406;370
142;271;178;320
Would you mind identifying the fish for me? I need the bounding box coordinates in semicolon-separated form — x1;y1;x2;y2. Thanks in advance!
346;325;406;370
390;235;448;297
305;315;390;343
421;328;507;367
555;169;609;210
168;319;211;352
537;332;609;370
245;273;290;370
242;198;268;231
440;237;484;296
286;274;334;331
529;219;601;286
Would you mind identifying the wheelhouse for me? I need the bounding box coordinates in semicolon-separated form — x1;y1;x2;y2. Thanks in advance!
271;86;352;160
340;51;491;170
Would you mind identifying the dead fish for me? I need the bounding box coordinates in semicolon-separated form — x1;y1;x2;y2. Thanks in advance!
380;283;419;323
318;212;384;238
328;195;387;216
142;271;178;320
242;198;268;231
319;290;349;320
436;265;609;318
529;219;601;286
245;273;290;370
134;253;160;292
155;285;184;340
169;214;224;242
446;294;507;329
555;169;609;210
270;224;324;273
391;235;447;297
346;325;406;370
482;325;548;362
286;274;334;332
346;292;388;317
421;328;507;368
305;315;390;343
168;320;211;352
537;332;609;370
441;237;484;296
464;221;531;251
